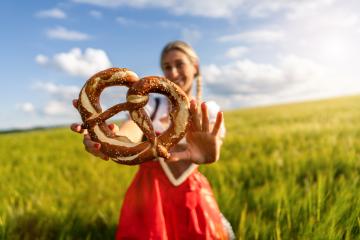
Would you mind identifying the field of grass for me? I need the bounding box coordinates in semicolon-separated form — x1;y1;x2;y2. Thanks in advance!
1;95;360;239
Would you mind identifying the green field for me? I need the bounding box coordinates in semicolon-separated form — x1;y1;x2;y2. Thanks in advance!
1;95;360;239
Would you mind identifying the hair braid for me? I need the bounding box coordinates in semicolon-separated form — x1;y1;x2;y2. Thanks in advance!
196;72;202;105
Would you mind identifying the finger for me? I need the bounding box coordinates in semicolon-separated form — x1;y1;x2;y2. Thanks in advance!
70;123;81;133
83;137;109;161
211;111;223;136
83;134;98;150
70;123;88;134
90;146;109;161
72;99;78;109
190;100;201;131
168;150;191;162
201;102;209;132
83;134;93;146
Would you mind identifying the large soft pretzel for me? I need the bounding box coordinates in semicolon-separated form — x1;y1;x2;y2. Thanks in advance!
77;68;190;165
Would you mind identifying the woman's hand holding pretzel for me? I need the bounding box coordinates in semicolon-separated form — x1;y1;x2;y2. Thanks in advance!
72;97;224;165
168;100;224;164
70;99;119;161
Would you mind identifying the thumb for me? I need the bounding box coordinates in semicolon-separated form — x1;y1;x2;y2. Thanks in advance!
72;99;78;109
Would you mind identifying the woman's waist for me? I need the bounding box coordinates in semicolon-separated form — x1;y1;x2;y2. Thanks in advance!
140;159;162;169
140;158;197;176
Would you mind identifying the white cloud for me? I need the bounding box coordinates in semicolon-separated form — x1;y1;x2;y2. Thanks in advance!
275;2;360;95
225;46;248;59
43;100;73;116
46;26;91;41
89;10;103;18
35;54;49;65
16;102;35;113
247;0;335;18
171;0;241;18
202;55;325;108
31;82;130;118
31;82;81;117
36;48;112;78
283;0;337;20
218;29;285;43
209;1;360;108
72;0;242;18
33;49;112;118
73;0;171;8
70;0;340;19
35;8;67;19
33;82;80;100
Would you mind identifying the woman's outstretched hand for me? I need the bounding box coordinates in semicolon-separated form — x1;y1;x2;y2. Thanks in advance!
168;100;224;164
70;99;119;160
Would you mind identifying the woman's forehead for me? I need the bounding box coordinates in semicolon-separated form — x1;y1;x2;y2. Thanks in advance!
163;50;191;63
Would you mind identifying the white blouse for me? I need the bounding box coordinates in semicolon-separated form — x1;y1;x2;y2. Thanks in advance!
145;96;226;138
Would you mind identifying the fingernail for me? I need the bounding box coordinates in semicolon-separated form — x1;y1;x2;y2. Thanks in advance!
201;102;206;109
108;124;114;130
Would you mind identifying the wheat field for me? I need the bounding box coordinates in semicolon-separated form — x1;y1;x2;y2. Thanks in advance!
1;95;359;239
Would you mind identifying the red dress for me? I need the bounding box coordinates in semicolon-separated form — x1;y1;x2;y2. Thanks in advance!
116;97;230;239
115;161;229;239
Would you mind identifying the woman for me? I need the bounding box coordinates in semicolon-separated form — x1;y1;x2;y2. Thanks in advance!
71;41;234;239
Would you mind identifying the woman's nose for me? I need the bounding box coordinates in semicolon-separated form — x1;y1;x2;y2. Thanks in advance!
169;67;179;80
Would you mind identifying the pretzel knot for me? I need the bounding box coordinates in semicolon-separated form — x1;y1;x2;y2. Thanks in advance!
77;68;190;165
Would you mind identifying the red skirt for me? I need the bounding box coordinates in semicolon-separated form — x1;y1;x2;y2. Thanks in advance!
116;161;229;240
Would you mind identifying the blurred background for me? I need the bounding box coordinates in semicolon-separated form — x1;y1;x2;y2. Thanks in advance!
1;1;360;239
1;0;360;131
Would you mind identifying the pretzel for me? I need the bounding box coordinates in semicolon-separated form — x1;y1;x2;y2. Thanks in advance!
77;68;190;165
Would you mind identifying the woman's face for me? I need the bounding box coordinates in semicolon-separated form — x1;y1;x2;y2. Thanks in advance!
162;50;198;95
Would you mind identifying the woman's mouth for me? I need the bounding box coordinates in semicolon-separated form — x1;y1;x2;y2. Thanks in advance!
173;78;185;87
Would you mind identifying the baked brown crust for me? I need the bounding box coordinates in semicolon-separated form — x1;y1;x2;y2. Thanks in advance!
76;68;190;165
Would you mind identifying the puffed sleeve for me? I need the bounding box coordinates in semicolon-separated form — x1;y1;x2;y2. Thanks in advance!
205;101;226;138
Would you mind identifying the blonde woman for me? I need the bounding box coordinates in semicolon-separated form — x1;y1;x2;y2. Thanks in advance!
71;40;234;239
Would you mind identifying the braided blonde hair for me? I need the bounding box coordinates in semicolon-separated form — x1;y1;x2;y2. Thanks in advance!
160;41;202;104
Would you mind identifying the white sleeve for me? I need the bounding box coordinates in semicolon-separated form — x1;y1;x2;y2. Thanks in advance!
205;100;226;138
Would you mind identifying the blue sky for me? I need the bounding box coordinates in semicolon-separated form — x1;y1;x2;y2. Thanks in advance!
1;0;360;130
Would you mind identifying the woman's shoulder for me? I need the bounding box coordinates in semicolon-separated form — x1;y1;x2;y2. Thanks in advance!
204;100;221;123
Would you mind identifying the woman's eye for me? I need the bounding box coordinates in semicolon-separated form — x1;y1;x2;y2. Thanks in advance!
164;66;172;71
176;62;184;69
